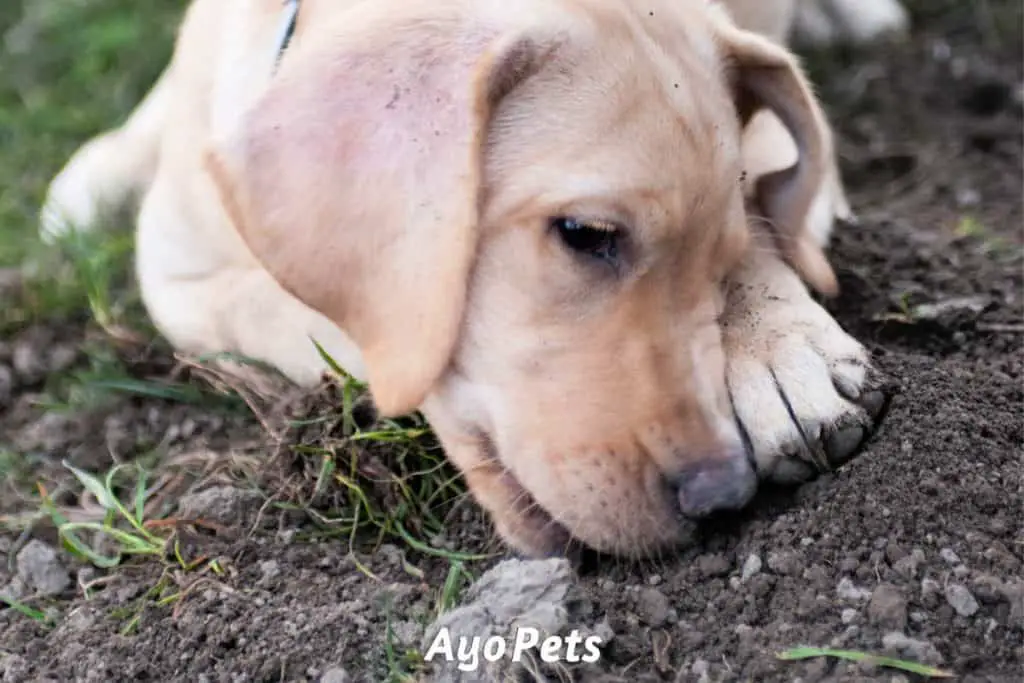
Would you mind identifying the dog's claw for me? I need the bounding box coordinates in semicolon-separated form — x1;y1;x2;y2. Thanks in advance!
860;389;888;420
825;425;866;466
761;372;896;486
772;456;817;485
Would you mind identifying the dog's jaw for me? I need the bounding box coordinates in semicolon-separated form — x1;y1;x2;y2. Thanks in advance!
425;418;580;559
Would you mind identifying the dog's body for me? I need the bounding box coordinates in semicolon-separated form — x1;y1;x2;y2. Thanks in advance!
41;0;899;558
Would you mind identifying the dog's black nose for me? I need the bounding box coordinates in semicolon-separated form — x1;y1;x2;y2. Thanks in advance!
675;451;757;518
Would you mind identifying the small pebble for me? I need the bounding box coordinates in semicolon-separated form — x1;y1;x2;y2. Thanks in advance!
741;554;762;582
841;608;859;624
893;548;926;579
691;658;711;683
697;554;730;578
868;583;908;630
882;631;944;665
636;587;672;627
319;668;351;683
12;342;47;384
594;618;616;644
837;577;872;601
939;548;962;565
922;578;941;599
945;584;980;617
767;551;800;576
955;187;981;208
16;540;70;597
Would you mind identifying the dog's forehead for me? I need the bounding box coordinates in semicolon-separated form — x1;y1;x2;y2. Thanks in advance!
485;3;742;234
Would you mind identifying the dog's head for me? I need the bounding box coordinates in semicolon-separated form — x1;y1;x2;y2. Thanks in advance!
206;0;838;556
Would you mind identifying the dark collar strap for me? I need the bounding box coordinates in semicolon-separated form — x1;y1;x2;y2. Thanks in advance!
272;0;301;71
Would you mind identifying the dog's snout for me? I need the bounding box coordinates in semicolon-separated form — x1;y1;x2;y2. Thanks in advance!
675;451;757;518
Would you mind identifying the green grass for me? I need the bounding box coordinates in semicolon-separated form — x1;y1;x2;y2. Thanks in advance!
0;594;54;627
777;647;954;678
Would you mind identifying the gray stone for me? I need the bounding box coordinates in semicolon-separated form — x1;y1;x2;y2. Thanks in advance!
882;631;944;665
257;560;280;585
837;577;871;601
636;587;672;627
12;341;46;385
921;578;941;599
1;653;30;683
939;548;962;565
767;551;800;576
697;553;730;579
892;548;926;579
741;554;763;582
868;583;908;629
319;668;351;683
422;558;574;683
47;344;79;374
999;579;1024;627
16;540;70;597
945;584;980;617
691;659;711;683
177;486;264;526
593;618;615;644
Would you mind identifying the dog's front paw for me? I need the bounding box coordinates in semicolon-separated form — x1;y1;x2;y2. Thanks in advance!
39;139;113;243
723;260;892;485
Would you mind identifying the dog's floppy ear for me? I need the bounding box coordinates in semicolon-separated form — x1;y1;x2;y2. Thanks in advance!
715;17;840;296
204;9;552;416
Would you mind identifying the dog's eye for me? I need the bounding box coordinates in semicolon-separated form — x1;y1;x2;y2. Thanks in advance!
551;217;620;264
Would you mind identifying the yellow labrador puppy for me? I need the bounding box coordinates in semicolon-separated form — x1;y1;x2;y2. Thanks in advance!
40;0;887;558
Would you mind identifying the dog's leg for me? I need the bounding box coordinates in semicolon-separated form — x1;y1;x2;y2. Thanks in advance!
40;66;173;242
133;176;366;388
793;0;909;48
722;231;890;484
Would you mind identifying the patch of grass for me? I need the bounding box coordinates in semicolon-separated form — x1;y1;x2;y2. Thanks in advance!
777;647;954;678
954;215;1019;260
41;460;208;570
37;338;246;416
33;459;232;634
279;344;488;564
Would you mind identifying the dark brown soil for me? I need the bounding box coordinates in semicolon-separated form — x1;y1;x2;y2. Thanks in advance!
2;3;1022;682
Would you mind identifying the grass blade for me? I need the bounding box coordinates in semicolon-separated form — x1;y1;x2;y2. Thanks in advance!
134;466;148;522
311;338;353;382
58;526;123;568
777;647;954;678
0;595;53;626
393;519;495;562
62;460;118;511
